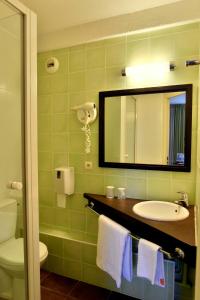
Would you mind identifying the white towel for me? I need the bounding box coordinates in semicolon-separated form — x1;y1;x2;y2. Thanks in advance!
137;238;165;287
96;215;133;288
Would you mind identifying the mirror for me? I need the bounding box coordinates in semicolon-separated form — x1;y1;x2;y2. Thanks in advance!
99;84;192;172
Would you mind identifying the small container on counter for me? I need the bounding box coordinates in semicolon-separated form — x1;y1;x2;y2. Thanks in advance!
117;187;126;200
106;186;115;199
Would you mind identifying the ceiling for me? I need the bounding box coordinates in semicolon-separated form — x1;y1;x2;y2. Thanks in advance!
19;0;182;35
2;0;197;51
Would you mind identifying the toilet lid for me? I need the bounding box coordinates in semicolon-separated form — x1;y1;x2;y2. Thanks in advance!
0;238;48;267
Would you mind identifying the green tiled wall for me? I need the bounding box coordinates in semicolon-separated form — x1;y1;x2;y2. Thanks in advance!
38;22;199;297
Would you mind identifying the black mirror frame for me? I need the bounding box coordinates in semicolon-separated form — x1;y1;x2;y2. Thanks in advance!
99;84;192;172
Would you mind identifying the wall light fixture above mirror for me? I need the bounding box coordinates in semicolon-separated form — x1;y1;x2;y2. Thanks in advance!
121;62;176;77
99;84;192;172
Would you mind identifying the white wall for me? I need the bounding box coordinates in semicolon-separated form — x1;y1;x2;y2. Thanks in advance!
135;94;167;164
0;13;23;201
120;96;136;163
105;98;121;162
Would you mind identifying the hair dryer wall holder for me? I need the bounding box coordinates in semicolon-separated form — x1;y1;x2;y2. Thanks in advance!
71;102;97;153
71;102;97;125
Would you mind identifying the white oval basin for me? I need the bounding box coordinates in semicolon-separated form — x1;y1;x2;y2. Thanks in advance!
133;201;189;221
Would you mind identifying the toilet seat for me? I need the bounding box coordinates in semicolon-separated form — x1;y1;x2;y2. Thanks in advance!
0;238;48;272
39;241;48;262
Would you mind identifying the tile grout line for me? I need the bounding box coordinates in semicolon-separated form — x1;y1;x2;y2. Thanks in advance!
40;270;52;285
107;290;112;300
67;280;81;297
41;271;79;297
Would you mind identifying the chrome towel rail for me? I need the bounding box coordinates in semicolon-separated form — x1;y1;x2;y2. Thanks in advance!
85;202;185;260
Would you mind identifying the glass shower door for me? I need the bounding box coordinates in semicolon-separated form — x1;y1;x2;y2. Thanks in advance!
0;1;27;299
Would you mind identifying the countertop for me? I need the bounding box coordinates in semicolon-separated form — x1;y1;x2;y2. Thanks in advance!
84;193;196;265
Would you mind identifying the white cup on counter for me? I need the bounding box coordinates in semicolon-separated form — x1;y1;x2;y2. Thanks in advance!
117;187;126;200
106;186;115;199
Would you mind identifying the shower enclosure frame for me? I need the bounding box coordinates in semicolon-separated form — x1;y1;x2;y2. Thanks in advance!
3;0;40;299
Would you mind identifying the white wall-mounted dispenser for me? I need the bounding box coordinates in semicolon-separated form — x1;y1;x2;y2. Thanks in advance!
55;167;74;195
55;167;74;208
71;102;97;153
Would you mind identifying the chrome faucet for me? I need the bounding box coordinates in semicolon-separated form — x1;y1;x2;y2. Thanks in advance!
175;191;189;207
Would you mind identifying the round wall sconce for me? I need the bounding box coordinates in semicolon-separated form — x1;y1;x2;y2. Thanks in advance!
45;57;59;73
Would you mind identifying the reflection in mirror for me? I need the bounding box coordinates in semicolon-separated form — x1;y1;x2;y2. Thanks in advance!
105;92;186;165
99;85;192;172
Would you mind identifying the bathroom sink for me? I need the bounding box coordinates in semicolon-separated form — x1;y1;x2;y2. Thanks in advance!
132;201;189;221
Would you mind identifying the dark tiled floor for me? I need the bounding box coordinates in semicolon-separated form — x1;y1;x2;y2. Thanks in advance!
70;282;110;300
40;270;139;300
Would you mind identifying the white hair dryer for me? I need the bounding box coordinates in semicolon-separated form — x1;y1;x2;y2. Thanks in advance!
71;102;97;153
71;102;97;125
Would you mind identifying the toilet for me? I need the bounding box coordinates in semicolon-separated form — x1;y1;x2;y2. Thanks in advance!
0;198;48;300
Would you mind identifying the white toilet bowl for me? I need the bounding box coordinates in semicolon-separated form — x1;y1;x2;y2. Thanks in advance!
0;198;48;300
0;238;48;276
0;238;48;300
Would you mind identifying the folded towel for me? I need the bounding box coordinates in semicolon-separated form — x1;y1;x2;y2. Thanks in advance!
96;215;133;288
122;234;133;282
137;238;165;287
